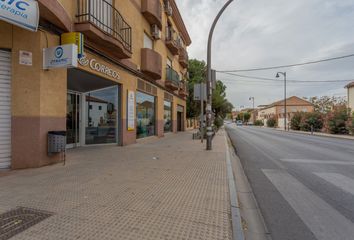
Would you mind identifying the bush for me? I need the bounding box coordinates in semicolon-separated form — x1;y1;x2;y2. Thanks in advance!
254;120;264;126
267;117;277;128
290;112;302;130
214;116;224;129
300;112;324;132
326;106;349;134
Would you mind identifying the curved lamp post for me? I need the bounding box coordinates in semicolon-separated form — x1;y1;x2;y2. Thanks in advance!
276;72;287;130
206;0;234;150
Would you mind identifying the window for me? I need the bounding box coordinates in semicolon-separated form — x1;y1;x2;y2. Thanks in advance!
144;32;153;49
89;105;93;110
136;92;156;138
164;101;172;132
167;58;172;68
99;106;102;110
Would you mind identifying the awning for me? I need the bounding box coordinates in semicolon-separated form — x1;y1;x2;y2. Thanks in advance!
0;0;39;32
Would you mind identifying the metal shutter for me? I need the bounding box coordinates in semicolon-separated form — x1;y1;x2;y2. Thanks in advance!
0;50;11;169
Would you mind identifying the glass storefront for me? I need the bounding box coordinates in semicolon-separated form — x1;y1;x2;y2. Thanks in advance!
136;91;155;138
164;101;172;132
85;86;118;145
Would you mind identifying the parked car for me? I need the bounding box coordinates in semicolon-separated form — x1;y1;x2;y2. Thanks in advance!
236;120;243;126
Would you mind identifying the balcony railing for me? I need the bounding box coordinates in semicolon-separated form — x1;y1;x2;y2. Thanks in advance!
165;27;179;55
166;67;180;86
76;0;132;52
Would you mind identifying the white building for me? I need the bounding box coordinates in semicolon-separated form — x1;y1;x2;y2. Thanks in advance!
345;82;354;113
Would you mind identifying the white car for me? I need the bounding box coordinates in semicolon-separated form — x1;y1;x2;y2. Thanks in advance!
236;120;243;126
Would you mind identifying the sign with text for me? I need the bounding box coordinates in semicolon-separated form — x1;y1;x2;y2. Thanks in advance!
43;44;78;69
78;54;120;80
19;50;32;66
0;0;39;32
127;91;135;131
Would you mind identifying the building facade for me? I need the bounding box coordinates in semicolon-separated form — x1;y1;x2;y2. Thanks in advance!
346;82;354;112
257;96;314;128
0;0;191;169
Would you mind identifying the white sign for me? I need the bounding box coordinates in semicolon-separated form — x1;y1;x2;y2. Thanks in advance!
78;55;120;80
127;91;135;131
0;0;39;32
19;50;32;66
193;83;206;101
43;44;78;69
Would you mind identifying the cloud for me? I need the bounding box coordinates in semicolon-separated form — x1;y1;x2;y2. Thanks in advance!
177;0;354;108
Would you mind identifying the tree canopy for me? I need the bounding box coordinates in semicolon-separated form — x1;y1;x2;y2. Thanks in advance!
187;59;233;120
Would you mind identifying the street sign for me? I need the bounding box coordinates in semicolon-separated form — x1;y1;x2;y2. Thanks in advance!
193;83;206;101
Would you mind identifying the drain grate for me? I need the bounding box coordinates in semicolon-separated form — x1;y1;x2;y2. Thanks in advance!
0;207;53;240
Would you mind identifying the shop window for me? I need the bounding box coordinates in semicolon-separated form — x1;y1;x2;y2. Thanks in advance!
136;92;156;138
85;86;118;145
164;101;172;132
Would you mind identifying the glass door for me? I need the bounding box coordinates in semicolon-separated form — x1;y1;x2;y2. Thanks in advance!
67;92;81;148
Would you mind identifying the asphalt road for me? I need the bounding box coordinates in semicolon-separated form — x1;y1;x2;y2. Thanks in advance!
225;125;354;240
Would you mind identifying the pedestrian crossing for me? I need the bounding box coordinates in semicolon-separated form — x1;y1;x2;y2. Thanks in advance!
262;169;354;240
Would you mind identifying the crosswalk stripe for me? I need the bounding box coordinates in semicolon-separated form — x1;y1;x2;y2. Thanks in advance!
263;169;354;240
314;172;354;196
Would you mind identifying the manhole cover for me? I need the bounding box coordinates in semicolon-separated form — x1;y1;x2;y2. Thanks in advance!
0;207;53;240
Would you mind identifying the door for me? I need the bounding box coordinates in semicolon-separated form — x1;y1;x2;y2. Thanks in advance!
0;50;11;169
177;112;182;132
67;92;81;148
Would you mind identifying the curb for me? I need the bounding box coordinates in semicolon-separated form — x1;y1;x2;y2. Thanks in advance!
270;128;354;141
224;132;245;240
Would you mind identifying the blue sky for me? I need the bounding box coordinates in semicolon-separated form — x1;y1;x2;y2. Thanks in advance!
177;0;354;109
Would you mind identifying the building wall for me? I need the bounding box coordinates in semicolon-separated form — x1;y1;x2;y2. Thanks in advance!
348;87;354;112
0;0;190;169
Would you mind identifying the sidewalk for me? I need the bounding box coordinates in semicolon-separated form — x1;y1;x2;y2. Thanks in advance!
0;131;232;240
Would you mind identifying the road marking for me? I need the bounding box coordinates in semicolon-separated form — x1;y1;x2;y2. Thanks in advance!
280;159;354;165
314;172;354;196
262;169;354;240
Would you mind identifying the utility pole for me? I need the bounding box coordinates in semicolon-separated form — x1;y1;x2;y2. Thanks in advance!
206;0;234;150
200;82;204;143
276;72;287;131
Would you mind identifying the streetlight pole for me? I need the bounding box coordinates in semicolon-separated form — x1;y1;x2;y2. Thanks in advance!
276;72;287;131
249;97;255;122
206;0;234;150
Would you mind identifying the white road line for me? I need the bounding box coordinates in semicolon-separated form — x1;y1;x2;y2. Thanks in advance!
263;169;354;240
280;159;354;165
314;172;354;196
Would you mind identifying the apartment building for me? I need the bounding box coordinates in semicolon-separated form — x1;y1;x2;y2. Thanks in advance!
0;0;191;169
257;96;314;128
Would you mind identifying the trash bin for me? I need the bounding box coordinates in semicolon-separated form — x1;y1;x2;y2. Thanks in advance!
48;131;66;155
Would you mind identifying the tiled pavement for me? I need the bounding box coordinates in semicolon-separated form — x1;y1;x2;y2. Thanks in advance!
0;131;232;240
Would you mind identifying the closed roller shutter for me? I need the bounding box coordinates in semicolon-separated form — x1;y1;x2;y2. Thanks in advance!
0;50;11;169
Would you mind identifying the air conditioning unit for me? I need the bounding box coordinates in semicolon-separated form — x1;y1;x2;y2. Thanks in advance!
151;24;161;40
164;0;173;16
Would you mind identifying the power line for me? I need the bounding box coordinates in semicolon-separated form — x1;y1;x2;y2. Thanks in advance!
219;72;353;83
217;53;354;72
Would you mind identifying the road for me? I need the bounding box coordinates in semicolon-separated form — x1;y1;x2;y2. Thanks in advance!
225;125;354;240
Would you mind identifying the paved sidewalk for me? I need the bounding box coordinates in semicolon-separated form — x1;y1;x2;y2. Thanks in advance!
0;131;232;240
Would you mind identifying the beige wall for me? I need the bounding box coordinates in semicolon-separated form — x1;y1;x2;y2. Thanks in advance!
348;87;354;112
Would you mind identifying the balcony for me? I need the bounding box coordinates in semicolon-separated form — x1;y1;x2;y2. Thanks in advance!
179;48;188;68
179;82;188;97
141;0;162;29
141;48;162;80
165;67;180;91
165;27;179;55
75;0;132;59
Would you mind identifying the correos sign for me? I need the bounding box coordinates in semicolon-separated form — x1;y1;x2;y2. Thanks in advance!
0;0;39;32
79;55;120;80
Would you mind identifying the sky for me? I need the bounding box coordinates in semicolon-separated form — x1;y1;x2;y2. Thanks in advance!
176;0;354;110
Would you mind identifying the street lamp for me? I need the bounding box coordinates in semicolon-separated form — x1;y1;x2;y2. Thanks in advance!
276;72;287;131
249;97;255;123
206;0;234;150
